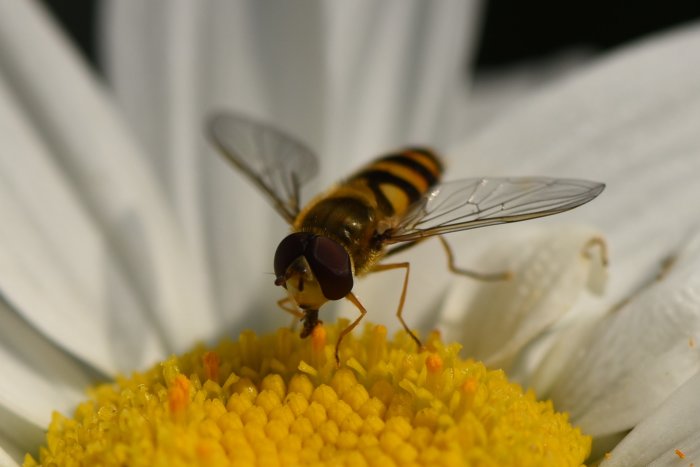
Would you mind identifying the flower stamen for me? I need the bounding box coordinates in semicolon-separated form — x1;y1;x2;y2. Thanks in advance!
168;374;190;416
203;351;220;382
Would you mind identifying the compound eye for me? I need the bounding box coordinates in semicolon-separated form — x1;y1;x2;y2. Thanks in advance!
307;236;353;300
274;232;314;281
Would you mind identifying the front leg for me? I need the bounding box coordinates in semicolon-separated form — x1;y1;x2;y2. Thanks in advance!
336;292;368;366
277;296;304;331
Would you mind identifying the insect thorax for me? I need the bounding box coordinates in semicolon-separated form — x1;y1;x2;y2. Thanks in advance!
295;191;383;274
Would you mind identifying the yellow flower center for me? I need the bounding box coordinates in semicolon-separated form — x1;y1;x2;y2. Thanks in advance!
24;321;590;466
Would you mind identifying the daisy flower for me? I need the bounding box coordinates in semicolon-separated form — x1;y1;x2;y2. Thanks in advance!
1;1;699;465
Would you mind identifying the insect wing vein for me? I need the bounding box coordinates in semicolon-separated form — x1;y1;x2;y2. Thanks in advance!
386;177;604;243
208;112;319;222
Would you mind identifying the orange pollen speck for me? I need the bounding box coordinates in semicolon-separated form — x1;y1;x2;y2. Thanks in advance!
168;374;190;414
462;377;478;394
690;337;696;349
426;353;443;373
203;351;220;382
604;452;612;460
196;440;215;460
675;449;686;459
311;323;327;352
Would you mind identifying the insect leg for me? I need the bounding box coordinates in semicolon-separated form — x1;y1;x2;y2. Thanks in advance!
277;297;304;318
438;236;511;281
337;292;367;366
277;297;304;329
370;262;422;350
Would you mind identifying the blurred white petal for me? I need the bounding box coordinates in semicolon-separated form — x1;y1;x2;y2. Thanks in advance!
0;435;20;467
0;407;41;465
600;371;700;466
547;225;700;437
462;49;595;138
439;224;607;371
0;299;93;456
526;299;604;397
319;1;480;164
0;0;215;356
0;69;164;372
0;299;91;419
101;0;481;333
102;0;479;164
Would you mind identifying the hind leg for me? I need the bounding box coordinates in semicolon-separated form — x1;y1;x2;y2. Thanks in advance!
369;261;422;350
438;236;511;281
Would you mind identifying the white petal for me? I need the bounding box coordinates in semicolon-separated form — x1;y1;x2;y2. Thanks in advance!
0;300;94;461
320;0;481;166
438;224;607;371
547;226;700;436
0;301;91;424
462;49;595;139
101;1;480;332
600;371;700;466
0;432;21;467
526;301;604;397
102;0;479;166
0;407;41;466
450;23;700;308
0;73;165;372
0;0;216;355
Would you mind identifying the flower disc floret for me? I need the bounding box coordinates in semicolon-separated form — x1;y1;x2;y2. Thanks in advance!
25;321;590;466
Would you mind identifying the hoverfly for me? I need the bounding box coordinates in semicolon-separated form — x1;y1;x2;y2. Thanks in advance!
208;112;604;364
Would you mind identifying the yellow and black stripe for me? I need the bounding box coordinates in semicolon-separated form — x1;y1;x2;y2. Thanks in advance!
349;147;443;216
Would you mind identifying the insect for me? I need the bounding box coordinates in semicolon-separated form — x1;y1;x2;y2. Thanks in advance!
208;112;604;364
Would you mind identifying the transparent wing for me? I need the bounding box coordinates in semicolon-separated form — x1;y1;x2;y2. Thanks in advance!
386;177;605;243
207;112;319;223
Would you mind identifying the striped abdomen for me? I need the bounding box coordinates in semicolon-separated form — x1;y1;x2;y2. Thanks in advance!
294;148;443;273
347;147;443;218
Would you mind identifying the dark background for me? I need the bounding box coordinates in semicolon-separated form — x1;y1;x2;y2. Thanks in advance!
39;0;700;72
